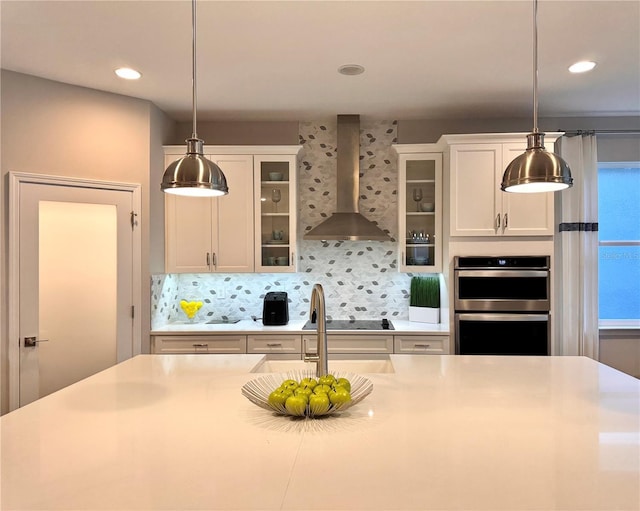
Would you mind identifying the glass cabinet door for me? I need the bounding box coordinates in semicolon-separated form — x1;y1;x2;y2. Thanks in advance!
254;155;297;272
397;152;442;273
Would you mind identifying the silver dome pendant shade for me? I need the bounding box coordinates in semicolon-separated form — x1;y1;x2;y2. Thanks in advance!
161;0;228;197
501;0;572;193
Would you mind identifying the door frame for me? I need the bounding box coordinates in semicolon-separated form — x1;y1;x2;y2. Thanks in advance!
8;171;142;411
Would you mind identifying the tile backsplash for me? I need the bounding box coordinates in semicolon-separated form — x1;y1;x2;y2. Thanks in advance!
152;120;432;328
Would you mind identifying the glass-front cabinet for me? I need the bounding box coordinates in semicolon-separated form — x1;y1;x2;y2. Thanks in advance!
254;154;298;272
394;146;442;273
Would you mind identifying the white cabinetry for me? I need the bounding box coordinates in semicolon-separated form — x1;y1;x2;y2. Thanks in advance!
164;146;300;274
254;154;299;272
303;335;394;355
393;145;443;272
247;335;302;355
164;152;254;273
393;334;449;354
444;134;560;237
152;335;247;354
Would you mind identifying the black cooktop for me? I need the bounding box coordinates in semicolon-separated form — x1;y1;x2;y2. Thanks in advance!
302;319;394;331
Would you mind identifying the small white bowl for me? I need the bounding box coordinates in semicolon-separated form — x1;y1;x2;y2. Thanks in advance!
420;202;435;212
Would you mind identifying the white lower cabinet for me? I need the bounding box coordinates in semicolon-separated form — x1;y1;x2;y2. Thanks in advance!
247;335;302;355
303;335;394;355
393;335;449;354
152;332;450;356
152;335;247;354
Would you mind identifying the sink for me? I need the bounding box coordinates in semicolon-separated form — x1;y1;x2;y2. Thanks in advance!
250;357;395;374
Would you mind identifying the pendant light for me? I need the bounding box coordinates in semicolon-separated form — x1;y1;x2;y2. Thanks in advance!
501;0;573;193
161;0;228;197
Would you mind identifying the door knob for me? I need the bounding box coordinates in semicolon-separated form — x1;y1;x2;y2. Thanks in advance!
24;336;49;348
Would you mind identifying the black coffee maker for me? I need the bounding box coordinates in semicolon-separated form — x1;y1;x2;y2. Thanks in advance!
262;292;289;326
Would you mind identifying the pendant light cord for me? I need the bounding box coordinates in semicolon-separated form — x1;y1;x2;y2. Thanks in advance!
532;0;539;134
191;0;198;140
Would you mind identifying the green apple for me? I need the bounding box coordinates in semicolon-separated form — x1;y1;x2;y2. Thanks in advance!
268;388;291;407
285;394;307;416
299;377;318;389
329;387;351;406
309;393;330;415
318;374;336;386
333;377;351;392
313;384;332;395
294;387;313;400
280;379;299;391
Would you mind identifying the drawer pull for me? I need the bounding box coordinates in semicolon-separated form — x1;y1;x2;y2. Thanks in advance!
192;343;209;348
414;344;430;348
266;343;282;348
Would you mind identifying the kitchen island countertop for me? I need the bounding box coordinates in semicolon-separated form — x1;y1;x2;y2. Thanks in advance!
2;354;638;510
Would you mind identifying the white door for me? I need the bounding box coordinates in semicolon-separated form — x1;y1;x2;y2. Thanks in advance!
10;174;140;408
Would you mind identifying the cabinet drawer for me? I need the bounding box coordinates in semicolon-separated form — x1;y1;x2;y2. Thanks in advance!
303;335;394;354
152;335;247;354
393;335;449;354
247;335;302;354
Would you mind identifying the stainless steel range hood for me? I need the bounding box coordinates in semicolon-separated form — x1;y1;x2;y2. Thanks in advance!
304;115;391;241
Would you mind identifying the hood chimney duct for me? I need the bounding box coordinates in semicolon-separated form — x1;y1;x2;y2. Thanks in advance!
304;115;391;241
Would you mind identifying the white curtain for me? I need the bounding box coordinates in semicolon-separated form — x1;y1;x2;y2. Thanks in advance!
554;134;599;358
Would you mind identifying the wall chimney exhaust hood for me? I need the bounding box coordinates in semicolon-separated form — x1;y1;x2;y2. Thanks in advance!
304;115;391;241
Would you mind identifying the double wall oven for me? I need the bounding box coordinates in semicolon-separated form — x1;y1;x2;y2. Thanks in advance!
454;256;551;356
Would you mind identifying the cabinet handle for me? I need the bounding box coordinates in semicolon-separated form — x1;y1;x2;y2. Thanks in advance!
504;213;508;229
212;252;217;266
206;252;211;267
266;343;282;348
496;213;501;229
414;343;430;349
192;343;208;348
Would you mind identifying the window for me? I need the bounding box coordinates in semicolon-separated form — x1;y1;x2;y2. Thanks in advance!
598;162;640;325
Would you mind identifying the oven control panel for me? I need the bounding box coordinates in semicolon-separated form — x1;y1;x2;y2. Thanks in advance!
454;256;549;270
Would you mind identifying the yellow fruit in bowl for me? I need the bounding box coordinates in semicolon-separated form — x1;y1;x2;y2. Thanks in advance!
180;299;203;319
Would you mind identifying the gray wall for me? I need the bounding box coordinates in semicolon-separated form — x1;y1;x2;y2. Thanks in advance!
173;121;299;146
0;70;174;413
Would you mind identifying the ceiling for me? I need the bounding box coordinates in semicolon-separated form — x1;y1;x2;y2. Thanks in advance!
2;0;639;122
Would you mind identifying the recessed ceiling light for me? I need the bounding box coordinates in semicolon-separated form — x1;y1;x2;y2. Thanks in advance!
338;64;365;76
568;61;596;73
115;67;142;80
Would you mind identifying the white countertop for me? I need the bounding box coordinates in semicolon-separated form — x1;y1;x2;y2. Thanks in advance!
151;318;449;335
2;354;638;510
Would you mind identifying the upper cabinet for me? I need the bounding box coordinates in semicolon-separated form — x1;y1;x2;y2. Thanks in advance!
254;154;298;272
443;133;561;237
393;145;443;273
164;152;255;273
164;146;301;274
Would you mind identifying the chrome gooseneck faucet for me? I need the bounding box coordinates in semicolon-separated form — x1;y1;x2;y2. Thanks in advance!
304;283;328;377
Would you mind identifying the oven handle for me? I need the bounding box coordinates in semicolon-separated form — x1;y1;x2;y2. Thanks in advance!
456;313;549;322
454;269;549;278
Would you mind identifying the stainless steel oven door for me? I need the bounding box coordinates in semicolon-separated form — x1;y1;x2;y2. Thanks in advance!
454;269;550;311
455;313;550;355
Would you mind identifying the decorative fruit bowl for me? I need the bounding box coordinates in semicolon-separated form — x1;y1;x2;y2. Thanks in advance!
241;370;373;418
